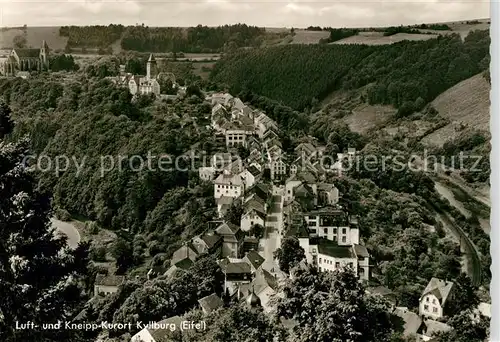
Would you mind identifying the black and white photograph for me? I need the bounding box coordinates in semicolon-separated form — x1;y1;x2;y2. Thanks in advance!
0;0;494;341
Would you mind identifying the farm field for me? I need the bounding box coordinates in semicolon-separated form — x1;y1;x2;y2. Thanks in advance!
342;103;396;134
0;26;67;50
333;31;439;45
421;73;490;147
289;29;330;44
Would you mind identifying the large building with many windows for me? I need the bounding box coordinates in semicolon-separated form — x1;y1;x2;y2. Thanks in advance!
286;208;370;281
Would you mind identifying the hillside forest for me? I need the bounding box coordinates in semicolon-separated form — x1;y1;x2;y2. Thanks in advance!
0;26;491;342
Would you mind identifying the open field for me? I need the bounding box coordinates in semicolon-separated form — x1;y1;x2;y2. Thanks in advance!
342;103;396;134
421;73;490;147
1;19;488;52
0;27;67;50
290;29;330;44
333;31;439;45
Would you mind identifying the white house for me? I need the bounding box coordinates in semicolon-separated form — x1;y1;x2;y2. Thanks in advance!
317;183;339;206
249;268;279;313
239;166;261;190
353;244;370;281
94;274;125;297
304;208;359;246
225;128;247;148
316;239;358;275
240;207;266;232
269;156;287;180
419;278;455;319
214;173;243;199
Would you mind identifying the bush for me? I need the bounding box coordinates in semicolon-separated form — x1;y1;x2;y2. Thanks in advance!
86;221;100;235
55;208;71;221
90;245;107;262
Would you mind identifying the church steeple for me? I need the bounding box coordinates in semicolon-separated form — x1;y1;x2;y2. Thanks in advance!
246;285;261;308
146;53;157;79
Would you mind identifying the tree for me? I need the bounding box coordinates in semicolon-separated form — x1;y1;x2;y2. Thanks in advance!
0;101;14;139
435;309;489;342
0;137;89;340
182;305;286;342
277;266;395;342
13;34;27;49
186;84;202;98
249;223;265;239
224;201;243;226
112;238;134;274
448;273;479;315
273;237;305;274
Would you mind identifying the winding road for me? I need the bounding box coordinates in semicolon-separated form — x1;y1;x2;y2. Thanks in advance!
51;218;81;249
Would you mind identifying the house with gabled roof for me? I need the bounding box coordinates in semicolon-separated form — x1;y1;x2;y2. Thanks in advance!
263;128;279;144
317;182;339;206
239;165;262;191
417;318;453;341
214;173;243;199
219;258;252;295
243;251;265;273
216;196;234;218
170;243;198;270
192;232;222;256
240;202;266;232
216;222;245;258
94;274;125;297
251;268;280;313
392;306;422;339
198;293;224;314
419;278;455;319
295;142;317;158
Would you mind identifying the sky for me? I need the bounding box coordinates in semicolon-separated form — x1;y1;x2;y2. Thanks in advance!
0;0;491;28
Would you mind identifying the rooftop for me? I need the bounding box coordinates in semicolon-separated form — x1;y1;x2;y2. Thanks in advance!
94;274;125;287
216;222;241;236
171;244;198;266
393;307;422;337
221;261;252;274
316;239;356;259
148;316;183;341
214;173;243;186
243;251;265;270
421;277;454;307
198;293;224;313
353;244;369;258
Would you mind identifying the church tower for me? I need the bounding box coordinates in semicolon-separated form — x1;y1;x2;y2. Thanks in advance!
146;54;157;79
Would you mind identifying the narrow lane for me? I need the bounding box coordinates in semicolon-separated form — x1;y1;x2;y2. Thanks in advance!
51;218;81;249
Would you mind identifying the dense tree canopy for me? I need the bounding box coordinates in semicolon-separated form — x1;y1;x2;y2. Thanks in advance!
273;237;305;274
277;266;396;342
210;31;489;111
0;106;89;341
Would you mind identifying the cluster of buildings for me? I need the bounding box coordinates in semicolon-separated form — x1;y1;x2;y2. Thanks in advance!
108;54;185;100
0;40;50;78
90;92;491;342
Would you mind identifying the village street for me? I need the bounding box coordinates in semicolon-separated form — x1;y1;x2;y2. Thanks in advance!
259;186;286;278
